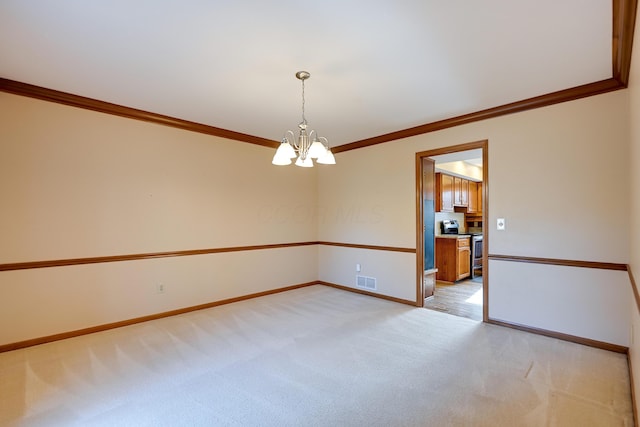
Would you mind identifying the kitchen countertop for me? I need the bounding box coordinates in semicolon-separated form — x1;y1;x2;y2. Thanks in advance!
436;234;472;239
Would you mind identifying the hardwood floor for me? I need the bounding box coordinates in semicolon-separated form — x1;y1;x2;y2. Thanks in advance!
424;276;483;321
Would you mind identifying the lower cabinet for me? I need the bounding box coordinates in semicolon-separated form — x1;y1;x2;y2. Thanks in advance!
456;239;471;281
435;236;471;282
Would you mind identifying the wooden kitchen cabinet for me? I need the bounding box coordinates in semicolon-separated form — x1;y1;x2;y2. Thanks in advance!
461;179;469;206
436;172;481;215
435;173;454;212
468;181;478;213
454;176;469;207
466;181;483;216
435;236;471;282
456;238;471;281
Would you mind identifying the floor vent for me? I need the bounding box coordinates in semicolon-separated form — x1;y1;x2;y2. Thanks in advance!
356;275;377;290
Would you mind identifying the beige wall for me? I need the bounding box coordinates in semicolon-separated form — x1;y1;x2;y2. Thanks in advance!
318;246;416;302
0;93;318;346
627;5;640;415
0;93;318;261
1;64;635;350
318;89;631;345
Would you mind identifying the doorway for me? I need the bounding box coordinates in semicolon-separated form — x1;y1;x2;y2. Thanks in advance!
415;140;488;322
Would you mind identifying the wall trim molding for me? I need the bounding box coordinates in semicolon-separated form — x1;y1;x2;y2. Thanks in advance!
2;245;624;274
2;277;631;355
630;352;639;427
0;281;416;353
0;241;416;272
629;266;640;313
0;242;319;272
488;254;628;271
487;318;628;354
0;78;279;149
0;282;317;353
317;280;417;306
317;241;416;253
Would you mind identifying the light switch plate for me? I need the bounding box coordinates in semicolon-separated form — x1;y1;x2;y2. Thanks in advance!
497;218;506;230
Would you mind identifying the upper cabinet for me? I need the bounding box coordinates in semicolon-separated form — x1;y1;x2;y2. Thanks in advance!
468;181;478;213
468;182;483;216
435;173;454;212
436;172;482;214
454;176;468;207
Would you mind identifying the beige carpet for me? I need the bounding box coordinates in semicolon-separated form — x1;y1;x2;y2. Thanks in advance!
0;285;633;426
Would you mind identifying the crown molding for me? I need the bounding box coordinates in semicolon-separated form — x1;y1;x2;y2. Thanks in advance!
334;0;637;153
0;0;635;153
332;0;638;154
0;78;279;149
333;79;622;153
613;0;638;85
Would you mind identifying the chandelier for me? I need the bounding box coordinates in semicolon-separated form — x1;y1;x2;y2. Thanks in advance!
272;71;336;167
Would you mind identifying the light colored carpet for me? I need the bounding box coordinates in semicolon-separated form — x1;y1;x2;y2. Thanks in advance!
0;285;633;426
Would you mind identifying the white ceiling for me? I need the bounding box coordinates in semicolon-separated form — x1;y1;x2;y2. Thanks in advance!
431;150;483;165
0;1;612;147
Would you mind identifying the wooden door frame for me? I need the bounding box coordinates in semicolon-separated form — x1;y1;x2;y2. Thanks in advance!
415;140;489;322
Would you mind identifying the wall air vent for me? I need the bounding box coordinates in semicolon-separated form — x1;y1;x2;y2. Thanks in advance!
356;275;377;291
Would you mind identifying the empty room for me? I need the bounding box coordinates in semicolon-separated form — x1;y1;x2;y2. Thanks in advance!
1;1;640;425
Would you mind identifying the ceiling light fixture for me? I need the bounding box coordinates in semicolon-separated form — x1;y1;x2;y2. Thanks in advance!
272;71;336;167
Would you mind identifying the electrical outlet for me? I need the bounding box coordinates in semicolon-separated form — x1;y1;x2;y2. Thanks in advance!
497;218;506;230
157;283;166;294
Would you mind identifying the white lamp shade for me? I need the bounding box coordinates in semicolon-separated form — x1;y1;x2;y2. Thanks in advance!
276;141;297;159
295;156;314;167
272;152;292;165
308;139;327;159
317;149;336;165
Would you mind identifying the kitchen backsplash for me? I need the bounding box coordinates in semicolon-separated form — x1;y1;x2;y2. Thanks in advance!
434;212;466;235
468;225;483;234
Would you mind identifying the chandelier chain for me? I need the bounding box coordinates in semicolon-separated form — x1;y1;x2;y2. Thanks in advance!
301;78;306;125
